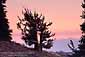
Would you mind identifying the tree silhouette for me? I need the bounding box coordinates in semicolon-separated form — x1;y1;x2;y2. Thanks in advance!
17;9;55;51
68;40;80;57
68;0;85;57
0;0;12;41
78;0;85;56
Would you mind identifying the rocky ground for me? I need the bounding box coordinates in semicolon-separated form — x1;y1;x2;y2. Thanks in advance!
0;41;62;57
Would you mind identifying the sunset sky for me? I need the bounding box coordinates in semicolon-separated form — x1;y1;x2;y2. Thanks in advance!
6;0;83;51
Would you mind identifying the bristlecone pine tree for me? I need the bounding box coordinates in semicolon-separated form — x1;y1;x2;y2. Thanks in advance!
68;40;80;57
78;0;85;56
68;0;85;57
0;0;12;41
17;9;55;51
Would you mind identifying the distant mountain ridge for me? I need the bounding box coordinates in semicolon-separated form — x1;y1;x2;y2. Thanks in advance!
47;38;79;52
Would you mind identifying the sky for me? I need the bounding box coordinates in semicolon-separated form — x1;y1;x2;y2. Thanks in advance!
6;0;83;51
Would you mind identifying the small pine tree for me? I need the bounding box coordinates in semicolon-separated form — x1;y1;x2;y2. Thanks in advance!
17;9;55;51
0;0;12;41
68;40;80;57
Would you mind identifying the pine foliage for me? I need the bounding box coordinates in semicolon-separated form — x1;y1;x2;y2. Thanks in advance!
17;9;54;51
0;0;12;41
